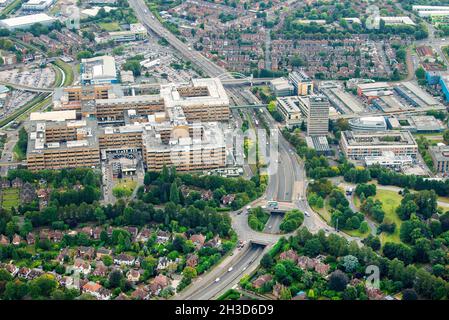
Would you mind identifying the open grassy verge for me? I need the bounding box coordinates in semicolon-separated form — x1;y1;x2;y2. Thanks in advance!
53;59;74;86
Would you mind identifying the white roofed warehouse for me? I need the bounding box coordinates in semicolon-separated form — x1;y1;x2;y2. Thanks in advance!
0;13;57;30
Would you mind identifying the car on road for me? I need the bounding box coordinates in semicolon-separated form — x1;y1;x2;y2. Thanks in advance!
215;278;220;283
243;266;247;271
324;228;330;232
268;225;272;229
228;267;233;272
304;211;310;217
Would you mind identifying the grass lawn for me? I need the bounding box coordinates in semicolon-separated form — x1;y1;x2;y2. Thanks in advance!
98;22;121;31
1;188;20;210
374;189;403;244
114;179;137;192
353;195;361;210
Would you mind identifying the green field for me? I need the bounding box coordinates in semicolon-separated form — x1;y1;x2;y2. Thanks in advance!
1;188;20;210
374;189;403;244
98;22;121;31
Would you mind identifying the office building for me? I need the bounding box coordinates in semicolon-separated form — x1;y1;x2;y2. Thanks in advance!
289;71;313;95
340;130;418;160
307;96;329;136
364;151;413;169
276;96;304;126
430;145;449;173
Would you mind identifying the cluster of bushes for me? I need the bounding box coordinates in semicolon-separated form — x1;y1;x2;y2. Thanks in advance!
248;207;270;232
279;209;304;233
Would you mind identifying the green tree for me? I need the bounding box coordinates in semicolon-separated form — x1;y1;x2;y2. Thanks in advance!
182;266;197;279
169;181;180;204
328;270;349;291
108;270;123;288
415;66;426;79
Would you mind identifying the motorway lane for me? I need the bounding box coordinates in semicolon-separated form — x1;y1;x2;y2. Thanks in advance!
129;0;365;299
129;0;231;79
263;213;283;234
187;245;265;300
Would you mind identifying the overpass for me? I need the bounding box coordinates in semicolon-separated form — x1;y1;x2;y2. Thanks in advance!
221;77;275;86
330;105;448;120
0;161;26;167
230;104;268;109
0;81;54;93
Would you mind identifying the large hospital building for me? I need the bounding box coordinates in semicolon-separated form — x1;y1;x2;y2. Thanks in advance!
27;78;229;172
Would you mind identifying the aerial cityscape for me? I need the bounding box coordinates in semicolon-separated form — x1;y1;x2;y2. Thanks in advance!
0;0;449;304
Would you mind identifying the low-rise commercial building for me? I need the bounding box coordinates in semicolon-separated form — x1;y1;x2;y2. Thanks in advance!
305;136;332;155
387;115;444;133
349;116;387;131
22;0;54;11
269;77;294;97
81;55;117;85
340;130;418;160
393;82;441;108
